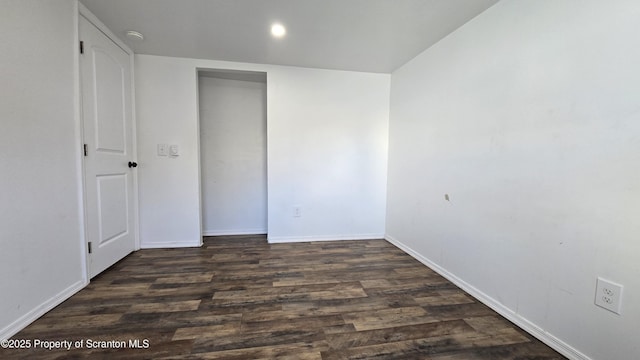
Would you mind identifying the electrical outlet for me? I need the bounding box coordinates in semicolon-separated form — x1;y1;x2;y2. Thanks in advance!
293;206;302;218
595;277;623;314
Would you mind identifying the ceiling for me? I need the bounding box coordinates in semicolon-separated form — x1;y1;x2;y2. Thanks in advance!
80;0;498;73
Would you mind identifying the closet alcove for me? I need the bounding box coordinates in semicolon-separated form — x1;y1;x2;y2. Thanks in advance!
198;70;268;236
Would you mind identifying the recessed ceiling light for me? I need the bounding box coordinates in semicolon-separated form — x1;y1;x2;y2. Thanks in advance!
271;23;286;38
125;30;144;41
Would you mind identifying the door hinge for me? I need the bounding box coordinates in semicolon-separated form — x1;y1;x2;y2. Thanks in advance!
83;144;88;156
80;41;84;54
88;242;93;254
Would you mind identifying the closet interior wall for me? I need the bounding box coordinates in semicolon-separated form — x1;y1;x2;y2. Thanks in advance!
198;70;268;236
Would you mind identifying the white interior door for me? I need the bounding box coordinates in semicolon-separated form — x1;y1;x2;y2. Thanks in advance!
80;16;136;278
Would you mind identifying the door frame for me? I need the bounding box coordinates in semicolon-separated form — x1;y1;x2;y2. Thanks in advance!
196;69;269;239
77;3;140;282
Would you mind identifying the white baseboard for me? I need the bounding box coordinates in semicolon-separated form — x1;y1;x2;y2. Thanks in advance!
203;229;267;236
0;279;86;340
140;240;202;249
268;233;384;243
384;234;590;360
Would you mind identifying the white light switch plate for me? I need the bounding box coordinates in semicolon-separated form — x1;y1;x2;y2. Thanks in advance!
157;144;168;156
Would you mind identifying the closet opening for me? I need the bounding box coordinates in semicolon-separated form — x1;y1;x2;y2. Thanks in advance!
197;69;267;238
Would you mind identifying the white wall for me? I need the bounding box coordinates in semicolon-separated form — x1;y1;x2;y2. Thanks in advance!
135;55;389;247
135;56;203;248
199;75;267;235
0;0;86;338
266;66;389;242
386;1;640;359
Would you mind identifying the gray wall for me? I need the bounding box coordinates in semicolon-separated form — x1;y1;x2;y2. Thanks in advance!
199;75;267;235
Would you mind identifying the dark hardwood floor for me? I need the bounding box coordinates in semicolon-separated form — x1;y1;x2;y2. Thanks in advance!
2;236;565;359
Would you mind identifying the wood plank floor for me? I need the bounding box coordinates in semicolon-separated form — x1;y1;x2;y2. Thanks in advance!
3;236;565;359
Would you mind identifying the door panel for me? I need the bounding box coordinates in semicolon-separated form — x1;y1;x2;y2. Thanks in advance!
96;174;129;244
80;16;135;278
94;48;126;153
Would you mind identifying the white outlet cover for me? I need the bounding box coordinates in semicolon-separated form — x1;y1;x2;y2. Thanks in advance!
169;145;180;156
293;206;301;217
595;277;623;314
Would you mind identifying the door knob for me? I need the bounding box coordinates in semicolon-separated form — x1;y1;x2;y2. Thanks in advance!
128;161;138;168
